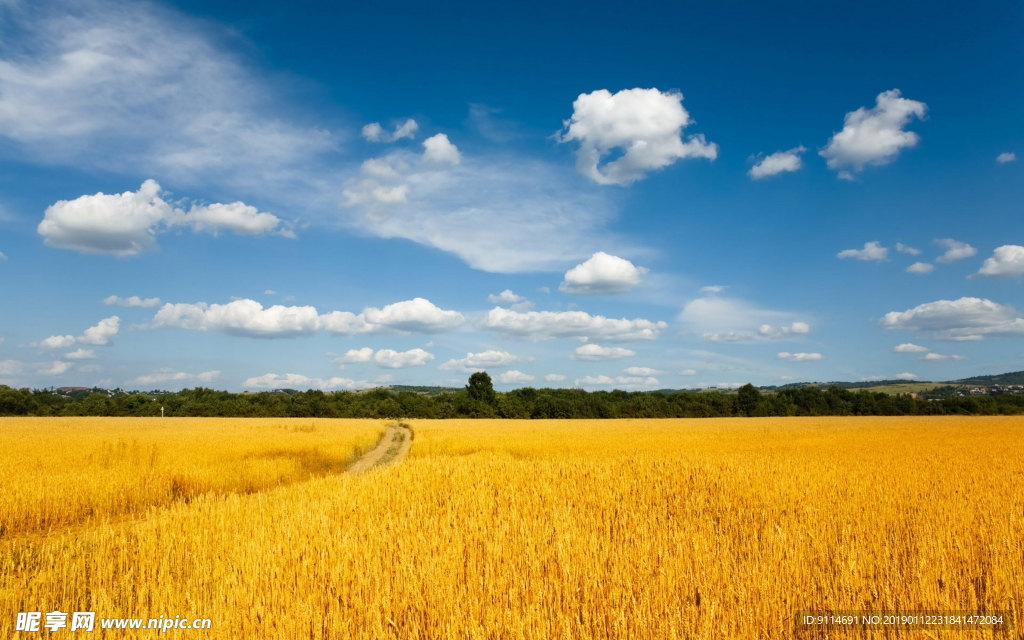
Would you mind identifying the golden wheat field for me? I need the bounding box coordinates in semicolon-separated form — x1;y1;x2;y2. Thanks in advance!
1;416;1022;639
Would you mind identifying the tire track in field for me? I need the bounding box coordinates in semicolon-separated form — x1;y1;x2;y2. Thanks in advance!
346;422;412;474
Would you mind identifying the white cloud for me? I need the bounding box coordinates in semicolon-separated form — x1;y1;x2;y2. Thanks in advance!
488;290;525;304
934;238;976;263
907;262;934;274
0;251;6;261
758;322;810;339
77;316;120;345
560;252;649;295
42;361;73;375
820;89;927;178
699;285;726;293
556;88;717;185
574;375;660;389
264;290;277;295
438;350;531;373
340;147;623;273
777;352;823;362
484;307;666;342
895;243;920;255
153;300;321;338
362;119;419;143
838;241;888;261
39;335;76;350
241;373;374;390
132;369;220;385
544;373;566;382
895;372;919;381
38;181;287;255
975;245;1024;278
922;353;965;361
680;296;806;342
748;146;806;179
570;344;636;361
0;1;334;187
152;297;463;339
996;152;1016;163
358;298;465;334
333;347;374;364
679;369;697;376
422;133;461;165
623;366;663;376
103;295;161;308
0;360;23;375
64;348;96;360
881;297;1024;340
171;202;288;237
893;343;929;353
496;370;534;384
373;348;434;369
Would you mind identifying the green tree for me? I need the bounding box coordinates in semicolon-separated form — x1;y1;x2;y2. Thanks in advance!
736;383;762;417
466;372;496;405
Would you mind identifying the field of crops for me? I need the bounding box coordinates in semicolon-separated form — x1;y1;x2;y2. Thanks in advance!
1;416;1022;638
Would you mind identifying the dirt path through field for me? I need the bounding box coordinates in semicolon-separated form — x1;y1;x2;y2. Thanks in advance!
346;422;412;474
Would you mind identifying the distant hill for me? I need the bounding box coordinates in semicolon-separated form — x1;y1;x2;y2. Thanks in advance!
758;380;932;391
953;371;1024;386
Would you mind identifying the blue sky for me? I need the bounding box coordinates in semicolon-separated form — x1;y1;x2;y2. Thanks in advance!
1;0;1022;391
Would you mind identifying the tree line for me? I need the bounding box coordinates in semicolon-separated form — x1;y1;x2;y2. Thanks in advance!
2;374;1023;419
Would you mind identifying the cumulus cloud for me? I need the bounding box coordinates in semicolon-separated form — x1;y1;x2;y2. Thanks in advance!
996;152;1016;163
362;119;419;143
77;316;120;345
574;375;660;389
838;241;888;261
484;307;666;342
758;322;810;339
934;239;976;263
881;297;1024;340
488;290;524;304
623;366;663;375
38;181;288;256
679;369;697;376
895;372;919;381
152;300;321;338
893;343;929;353
975;245;1024;278
241;373;374;390
907;262;934;274
544;373;566;382
153;297;464;338
777;352;823;362
373;348;434;369
104;295;161;308
0;360;23;375
132;369;220;385
560;252;648;295
748;146;806;179
820;89;927;178
895;243;920;255
39;335;76;350
700;285;726;293
570;344;636;361
64;348;96;360
438;350;531;373
556;88;717;186
332;347;374;364
496;370;534;384
42;361;73;375
422;133;461;165
922;352;964;361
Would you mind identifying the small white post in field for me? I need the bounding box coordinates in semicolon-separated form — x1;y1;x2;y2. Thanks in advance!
161;406;164;417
